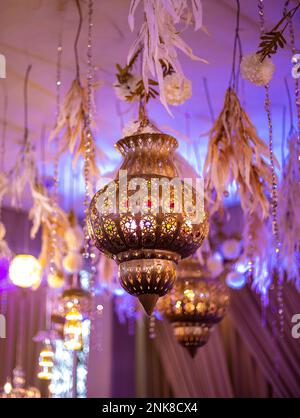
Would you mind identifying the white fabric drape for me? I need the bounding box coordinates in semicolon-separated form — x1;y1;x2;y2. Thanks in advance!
154;320;234;397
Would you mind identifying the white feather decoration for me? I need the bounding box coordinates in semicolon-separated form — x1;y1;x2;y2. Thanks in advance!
127;0;207;113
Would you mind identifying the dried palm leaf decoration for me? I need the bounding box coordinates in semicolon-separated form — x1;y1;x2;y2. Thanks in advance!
204;87;275;218
204;0;278;220
49;0;102;177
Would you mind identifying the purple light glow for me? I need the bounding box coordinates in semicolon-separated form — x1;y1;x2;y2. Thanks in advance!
0;257;10;281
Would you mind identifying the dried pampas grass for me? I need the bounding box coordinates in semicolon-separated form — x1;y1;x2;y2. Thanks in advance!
29;183;68;240
49;79;103;177
29;183;54;239
278;133;300;282
204;88;278;218
10;146;36;208
37;202;69;281
242;210;269;276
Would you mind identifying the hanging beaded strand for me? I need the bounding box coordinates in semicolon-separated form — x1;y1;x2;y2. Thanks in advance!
85;0;98;301
258;0;280;252
49;37;63;277
287;4;300;266
83;0;93;260
258;0;284;338
286;1;300;173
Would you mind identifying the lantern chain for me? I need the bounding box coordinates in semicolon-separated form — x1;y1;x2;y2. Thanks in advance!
49;38;62;275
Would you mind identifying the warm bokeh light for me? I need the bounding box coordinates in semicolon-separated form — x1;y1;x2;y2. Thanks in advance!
9;254;42;288
63;306;83;351
4;380;12;395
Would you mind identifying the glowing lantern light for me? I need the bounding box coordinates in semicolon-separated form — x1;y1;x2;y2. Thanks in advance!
63;306;83;351
37;342;54;380
9;254;42;288
3;380;12;396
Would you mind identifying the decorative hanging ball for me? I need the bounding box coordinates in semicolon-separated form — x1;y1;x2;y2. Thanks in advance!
163;73;192;106
241;53;275;86
206;253;224;278
157;256;229;357
221;238;242;261
88;130;209;315
9;254;42;288
62;252;83;274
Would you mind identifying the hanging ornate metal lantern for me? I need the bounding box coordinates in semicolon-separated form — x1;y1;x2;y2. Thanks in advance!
63;305;84;351
37;341;54;381
157;256;229;357
60;272;91;317
59;273;91;351
0;367;41;398
88;129;209;314
33;330;60;380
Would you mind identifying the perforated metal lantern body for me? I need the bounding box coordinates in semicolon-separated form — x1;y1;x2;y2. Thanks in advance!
88;133;209;314
157;257;229;356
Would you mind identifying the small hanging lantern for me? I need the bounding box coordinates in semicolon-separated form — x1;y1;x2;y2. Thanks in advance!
37;341;54;381
9;254;42;288
0;367;40;398
157;256;229;357
63;305;83;351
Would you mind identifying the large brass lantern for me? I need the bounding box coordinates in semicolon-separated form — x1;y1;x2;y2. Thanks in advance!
88;131;209;314
157;256;229;357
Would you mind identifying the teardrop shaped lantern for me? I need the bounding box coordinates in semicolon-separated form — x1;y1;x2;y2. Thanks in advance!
88;130;209;314
157;256;229;357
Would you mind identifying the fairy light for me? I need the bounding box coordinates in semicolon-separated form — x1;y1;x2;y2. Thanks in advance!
258;0;283;338
49;38;63;276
